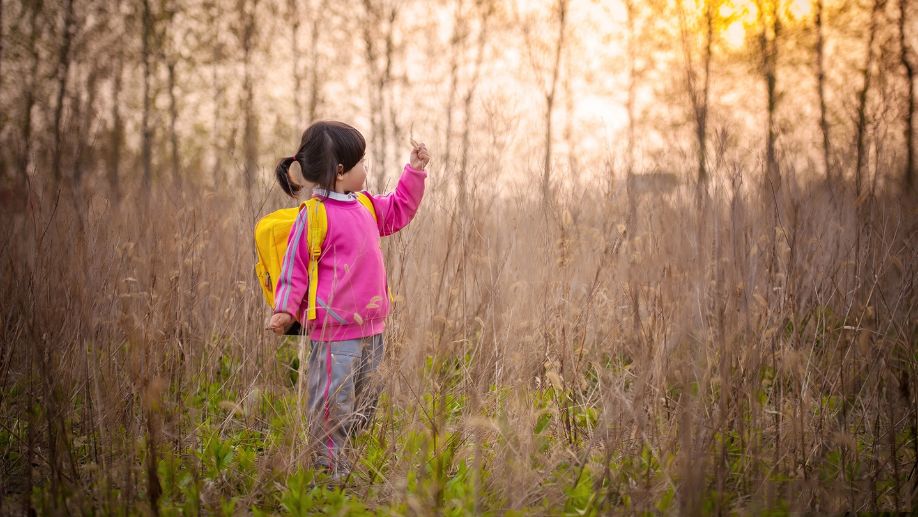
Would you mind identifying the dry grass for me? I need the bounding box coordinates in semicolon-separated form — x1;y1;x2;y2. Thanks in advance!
0;158;916;514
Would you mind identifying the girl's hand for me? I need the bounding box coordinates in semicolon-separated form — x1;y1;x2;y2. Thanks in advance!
410;139;430;170
266;312;295;335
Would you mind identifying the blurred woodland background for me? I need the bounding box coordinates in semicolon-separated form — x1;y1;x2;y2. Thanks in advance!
0;0;917;514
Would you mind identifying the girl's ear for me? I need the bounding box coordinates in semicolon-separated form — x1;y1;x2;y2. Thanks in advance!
336;163;345;176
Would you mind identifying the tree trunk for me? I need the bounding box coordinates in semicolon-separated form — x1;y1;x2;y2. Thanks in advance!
19;0;42;183
0;0;4;91
626;0;637;177
677;0;710;190
108;41;124;197
164;1;182;190
443;0;467;175
363;0;397;192
816;0;832;181
167;60;182;190
542;0;568;208
855;0;884;196
899;0;915;191
0;0;6;173
289;0;302;121
543;92;554;205
759;0;781;188
459;0;493;188
379;5;396;191
306;1;323;121
626;0;638;228
699;0;712;188
387;76;403;182
52;0;76;182
210;2;223;189
73;65;101;187
766;0;781;180
563;72;577;179
141;0;154;190
240;0;260;196
362;0;383;189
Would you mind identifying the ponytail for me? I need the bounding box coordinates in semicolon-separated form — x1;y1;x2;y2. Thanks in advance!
275;156;302;198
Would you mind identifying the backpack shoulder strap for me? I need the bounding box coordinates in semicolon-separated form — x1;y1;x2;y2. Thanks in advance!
354;191;378;222
300;197;327;321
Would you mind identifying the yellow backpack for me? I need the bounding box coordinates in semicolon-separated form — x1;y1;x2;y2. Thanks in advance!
254;192;377;320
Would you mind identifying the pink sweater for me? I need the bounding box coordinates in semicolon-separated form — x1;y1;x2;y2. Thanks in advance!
273;163;427;341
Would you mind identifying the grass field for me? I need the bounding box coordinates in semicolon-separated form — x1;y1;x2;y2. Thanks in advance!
1;163;916;514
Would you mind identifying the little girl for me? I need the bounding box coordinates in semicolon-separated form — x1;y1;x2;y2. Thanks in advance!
266;120;429;479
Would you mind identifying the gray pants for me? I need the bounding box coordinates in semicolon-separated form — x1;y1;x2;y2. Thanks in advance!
304;333;385;475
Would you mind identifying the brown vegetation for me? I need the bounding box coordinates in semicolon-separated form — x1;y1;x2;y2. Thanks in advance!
1;161;915;512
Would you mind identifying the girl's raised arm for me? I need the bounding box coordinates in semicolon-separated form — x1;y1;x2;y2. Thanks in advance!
367;162;428;236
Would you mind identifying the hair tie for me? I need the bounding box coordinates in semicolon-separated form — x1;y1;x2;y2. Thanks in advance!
290;155;297;162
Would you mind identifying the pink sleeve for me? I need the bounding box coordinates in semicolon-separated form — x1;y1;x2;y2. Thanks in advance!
273;208;310;321
368;163;428;236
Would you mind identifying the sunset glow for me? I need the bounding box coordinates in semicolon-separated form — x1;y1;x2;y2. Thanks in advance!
724;21;747;48
789;0;813;19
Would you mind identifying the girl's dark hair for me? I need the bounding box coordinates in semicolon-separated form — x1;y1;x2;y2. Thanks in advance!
275;120;366;198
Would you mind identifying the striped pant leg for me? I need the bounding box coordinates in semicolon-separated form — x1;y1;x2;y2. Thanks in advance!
352;333;385;436
305;334;384;473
